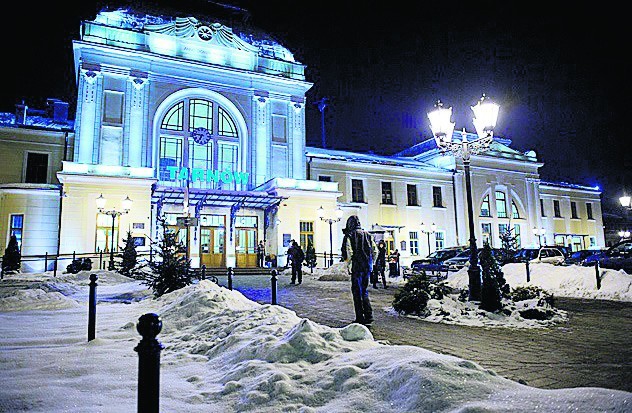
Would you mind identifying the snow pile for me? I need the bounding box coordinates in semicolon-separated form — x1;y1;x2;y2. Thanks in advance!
0;288;80;311
447;264;632;302
1;276;631;411
314;262;350;281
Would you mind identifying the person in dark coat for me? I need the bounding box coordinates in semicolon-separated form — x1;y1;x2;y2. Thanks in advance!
256;240;265;267
373;240;387;289
341;215;377;325
290;241;304;284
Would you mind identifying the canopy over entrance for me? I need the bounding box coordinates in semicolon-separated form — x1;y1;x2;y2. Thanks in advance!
152;185;285;209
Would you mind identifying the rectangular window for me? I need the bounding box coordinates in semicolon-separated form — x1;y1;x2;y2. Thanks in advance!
318;175;332;182
554;234;566;247
514;224;521;247
553;200;562;217
299;221;314;251
9;214;24;250
272;115;287;143
95;213;119;253
381;182;393;204
586;203;593;220
435;231;445;250
218;143;238;190
432;186;443;207
495;191;507;218
481;223;492;246
159;136;183;182
481;195;490;217
351;179;364;203
25;152;48;183
540;199;546;217
103;90;124;124
409;231;419;255
571;202;578;219
407;184;418;206
512;201;520;219
589;236;596;247
498;224;509;245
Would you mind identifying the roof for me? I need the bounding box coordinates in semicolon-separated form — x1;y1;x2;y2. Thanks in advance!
539;180;601;192
0;112;74;132
152;186;285;210
305;146;451;173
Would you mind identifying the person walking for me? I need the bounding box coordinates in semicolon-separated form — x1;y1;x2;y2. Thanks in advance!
341;215;377;325
256;240;265;267
290;240;304;284
375;240;387;288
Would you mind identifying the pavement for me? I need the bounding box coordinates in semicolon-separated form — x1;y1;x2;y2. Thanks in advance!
218;271;632;393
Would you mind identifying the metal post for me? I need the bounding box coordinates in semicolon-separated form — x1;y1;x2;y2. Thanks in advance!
135;313;163;413
73;251;76;261
109;214;116;271
227;267;233;290
329;221;334;266
99;250;103;270
53;255;58;277
595;260;601;290
427;233;431;256
464;159;481;301
44;252;48;272
270;269;278;305
525;259;530;283
201;265;206;280
88;273;98;341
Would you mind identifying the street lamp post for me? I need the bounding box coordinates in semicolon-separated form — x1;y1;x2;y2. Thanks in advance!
317;206;343;266
620;195;631;210
618;230;631;240
420;222;437;255
96;194;133;271
532;227;546;247
427;95;499;301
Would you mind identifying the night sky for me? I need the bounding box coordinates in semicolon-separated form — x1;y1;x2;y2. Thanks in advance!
2;1;630;212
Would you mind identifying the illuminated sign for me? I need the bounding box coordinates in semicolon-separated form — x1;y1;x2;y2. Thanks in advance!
166;166;249;184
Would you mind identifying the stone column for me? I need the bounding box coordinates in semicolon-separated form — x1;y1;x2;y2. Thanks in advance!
127;76;148;168
289;100;306;180
77;69;102;164
252;94;269;186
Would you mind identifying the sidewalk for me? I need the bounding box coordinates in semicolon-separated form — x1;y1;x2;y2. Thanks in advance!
223;272;632;393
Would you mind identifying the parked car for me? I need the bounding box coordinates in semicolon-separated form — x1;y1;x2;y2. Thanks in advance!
410;246;466;272
511;248;540;263
583;240;632;274
564;249;603;266
443;247;505;271
529;247;566;265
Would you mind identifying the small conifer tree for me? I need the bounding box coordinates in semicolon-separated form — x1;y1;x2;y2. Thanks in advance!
392;272;449;316
479;242;508;312
305;240;317;269
499;227;519;265
2;235;21;273
118;230;138;277
144;218;191;297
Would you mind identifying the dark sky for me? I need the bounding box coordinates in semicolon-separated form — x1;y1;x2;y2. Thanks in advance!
2;1;630;212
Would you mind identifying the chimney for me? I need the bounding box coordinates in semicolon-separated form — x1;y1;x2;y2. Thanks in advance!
15;101;28;125
47;98;69;123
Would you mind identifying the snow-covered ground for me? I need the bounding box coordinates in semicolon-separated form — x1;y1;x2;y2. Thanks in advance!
0;271;630;412
447;263;632;302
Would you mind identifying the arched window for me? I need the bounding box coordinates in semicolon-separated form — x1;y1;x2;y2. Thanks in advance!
512;200;520;219
158;98;239;189
480;195;491;217
495;191;507;218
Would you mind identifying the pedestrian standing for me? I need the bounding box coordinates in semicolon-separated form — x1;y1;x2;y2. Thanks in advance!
290;241;304;284
257;240;265;267
341;215;377;325
388;250;398;278
375;240;387;288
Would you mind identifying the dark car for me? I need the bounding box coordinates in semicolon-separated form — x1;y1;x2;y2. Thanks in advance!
564;249;602;266
443;247;505;271
583;240;632;274
410;246;466;272
510;248;540;263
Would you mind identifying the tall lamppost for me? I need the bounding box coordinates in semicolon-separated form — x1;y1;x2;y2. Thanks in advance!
420;222;437;256
96;194;133;271
317;205;343;266
533;227;546;247
427;95;499;301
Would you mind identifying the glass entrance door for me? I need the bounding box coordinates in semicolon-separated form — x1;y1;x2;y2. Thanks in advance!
236;228;257;267
199;215;226;267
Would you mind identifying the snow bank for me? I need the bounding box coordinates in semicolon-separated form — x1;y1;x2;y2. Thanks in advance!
447;264;632;301
0;288;80;311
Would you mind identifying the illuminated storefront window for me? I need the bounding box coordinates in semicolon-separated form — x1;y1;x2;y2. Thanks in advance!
95;213;119;253
9;214;24;250
299;221;313;251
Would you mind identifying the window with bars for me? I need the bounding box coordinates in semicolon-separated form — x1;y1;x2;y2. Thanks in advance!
554;200;562;217
496;191;507;218
435;231;444;250
432;186;443;207
407;184;418;206
409;231;419;255
381;182;393;204
351;179;364;203
299;221;314;251
481;195;490;217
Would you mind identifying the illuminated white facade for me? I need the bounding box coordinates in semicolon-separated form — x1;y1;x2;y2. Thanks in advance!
0;10;605;271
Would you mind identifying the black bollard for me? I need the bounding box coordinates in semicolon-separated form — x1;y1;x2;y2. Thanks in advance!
270;269;278;305
53;256;58;277
88;273;98;341
201;265;206;280
73;251;76;261
135;313;164;413
595;261;601;290
99;250;103;270
45;252;48;272
525;259;530;283
227;267;234;290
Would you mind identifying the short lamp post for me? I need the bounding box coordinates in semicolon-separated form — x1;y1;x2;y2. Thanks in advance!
427;95;499;301
420;222;437;255
96;194;133;271
533;227;546;247
317;206;343;266
620;195;631;210
618;230;631;240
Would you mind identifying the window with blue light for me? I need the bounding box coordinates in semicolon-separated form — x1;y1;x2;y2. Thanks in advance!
495;191;507;218
409;231;419;255
480;195;490;217
9;214;24;250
